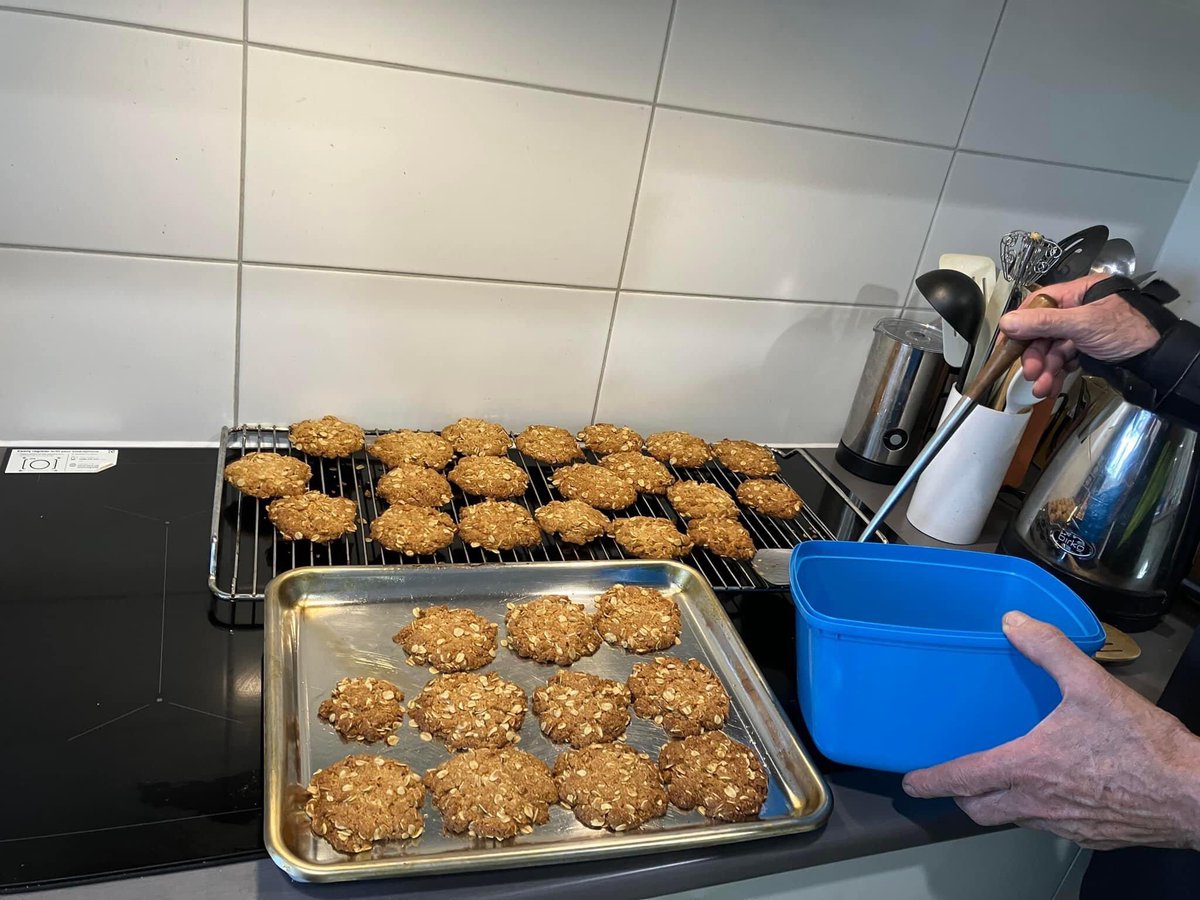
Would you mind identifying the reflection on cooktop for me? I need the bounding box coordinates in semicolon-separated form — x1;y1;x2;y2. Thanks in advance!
0;446;874;891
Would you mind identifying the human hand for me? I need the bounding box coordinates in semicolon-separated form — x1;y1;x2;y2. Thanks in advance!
998;274;1162;399
902;612;1200;850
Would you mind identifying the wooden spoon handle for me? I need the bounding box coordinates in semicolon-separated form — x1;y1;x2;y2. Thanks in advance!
963;293;1057;403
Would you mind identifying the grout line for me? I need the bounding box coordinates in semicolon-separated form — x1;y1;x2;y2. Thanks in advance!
589;0;678;424
0;4;241;44
0;242;235;266
156;523;170;694
901;0;1009;312
249;41;652;107
242;259;616;292
957;147;1189;185
66;703;150;743
617;286;906;310
232;0;249;424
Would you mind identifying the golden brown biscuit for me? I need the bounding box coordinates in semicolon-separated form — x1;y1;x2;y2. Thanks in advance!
658;732;768;822
448;455;529;499
375;464;453;508
551;463;637;510
424;748;556;840
688;517;755;561
369;504;456;556
392;605;498;673
577;423;643;456
514;425;583;464
645;431;712;468
611;516;693;560
532;671;631;747
554;743;668;831
289;415;365;458
306;755;425;853
600;452;675;495
628;656;730;738
712;439;780;477
735;479;803;519
667;481;739;520
368;430;455;470
457;500;542;552
534;500;610;545
441;417;511;456
267;491;358;543
595;584;682;653
318;676;404;744
504;595;602;665
223;452;311;499
408;672;527;751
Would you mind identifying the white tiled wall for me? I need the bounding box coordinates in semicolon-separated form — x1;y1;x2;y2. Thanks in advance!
2;1;1198;444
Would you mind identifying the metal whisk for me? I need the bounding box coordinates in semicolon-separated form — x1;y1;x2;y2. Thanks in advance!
1000;230;1062;296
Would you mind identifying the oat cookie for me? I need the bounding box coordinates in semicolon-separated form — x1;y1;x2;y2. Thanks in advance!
667;481;739;520
504;595;601;665
392;605;498;673
318;676;405;744
600;452;675;495
595;584;682;653
514;425;583;464
369;504;456;556
550;463;637;510
289;415;365;458
735;479;803;519
457;500;542;552
369;430;455;470
223;452;311;499
409;672;527;751
375;464;453;508
645;431;712;468
628;656;730;738
611;516;693;560
424;747;556;840
688;517;755;561
267;491;358;543
554;743;668;831
577;423;643;456
306;755;425;853
532;671;631;747
534;500;610;545
712;439;780;477
448;455;529;499
441;417;511;456
658;731;768;822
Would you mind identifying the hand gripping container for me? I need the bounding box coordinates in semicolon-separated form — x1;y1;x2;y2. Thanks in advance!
789;542;1105;772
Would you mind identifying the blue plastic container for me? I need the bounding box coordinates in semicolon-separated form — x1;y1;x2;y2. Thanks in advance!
789;541;1105;773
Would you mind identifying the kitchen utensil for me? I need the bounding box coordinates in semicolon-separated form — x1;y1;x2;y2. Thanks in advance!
938;253;996;319
1038;225;1108;286
1089;238;1135;277
834;318;950;485
1000;230;1064;297
265;562;832;882
857;293;1059;542
1000;391;1200;631
1133;269;1158;286
1002;365;1041;414
789;542;1105;771
915;269;984;370
906;384;1032;545
751;547;792;586
1095;623;1141;663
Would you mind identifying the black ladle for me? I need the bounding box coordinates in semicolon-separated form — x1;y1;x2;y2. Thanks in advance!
916;268;985;390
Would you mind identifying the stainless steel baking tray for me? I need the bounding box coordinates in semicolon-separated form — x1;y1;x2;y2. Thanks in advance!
265;561;831;883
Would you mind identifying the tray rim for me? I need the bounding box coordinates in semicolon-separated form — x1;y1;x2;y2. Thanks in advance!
264;561;832;883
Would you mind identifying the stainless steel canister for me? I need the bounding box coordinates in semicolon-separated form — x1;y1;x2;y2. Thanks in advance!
836;318;947;484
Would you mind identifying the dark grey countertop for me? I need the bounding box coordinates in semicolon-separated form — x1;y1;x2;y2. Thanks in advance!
30;447;1200;900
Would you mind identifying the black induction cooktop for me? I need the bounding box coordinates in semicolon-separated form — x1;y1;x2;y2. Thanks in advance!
0;446;884;893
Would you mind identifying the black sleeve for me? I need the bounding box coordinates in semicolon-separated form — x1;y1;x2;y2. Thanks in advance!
1080;278;1200;429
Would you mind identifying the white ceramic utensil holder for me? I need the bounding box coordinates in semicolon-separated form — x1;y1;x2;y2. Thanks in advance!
907;387;1032;545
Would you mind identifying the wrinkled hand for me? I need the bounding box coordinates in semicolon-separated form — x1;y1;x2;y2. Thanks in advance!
999;273;1161;399
903;612;1200;850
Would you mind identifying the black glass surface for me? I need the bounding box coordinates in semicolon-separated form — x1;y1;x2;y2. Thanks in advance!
0;446;878;892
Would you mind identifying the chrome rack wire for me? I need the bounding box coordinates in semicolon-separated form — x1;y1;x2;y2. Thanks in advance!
208;426;839;626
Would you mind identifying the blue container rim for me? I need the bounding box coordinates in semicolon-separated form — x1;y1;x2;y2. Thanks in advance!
789;542;1106;651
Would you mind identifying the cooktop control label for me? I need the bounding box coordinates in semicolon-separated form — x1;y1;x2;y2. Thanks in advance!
5;449;118;474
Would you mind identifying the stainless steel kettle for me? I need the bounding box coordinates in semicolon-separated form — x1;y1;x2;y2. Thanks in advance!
1000;379;1200;630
